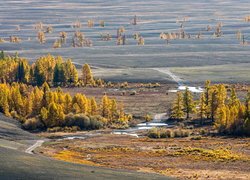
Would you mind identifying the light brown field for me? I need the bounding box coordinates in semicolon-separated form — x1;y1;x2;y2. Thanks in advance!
38;134;250;180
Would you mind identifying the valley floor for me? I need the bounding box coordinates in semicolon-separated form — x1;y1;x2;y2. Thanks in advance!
38;133;250;180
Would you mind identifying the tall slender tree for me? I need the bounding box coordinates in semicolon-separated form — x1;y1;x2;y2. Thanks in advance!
82;64;94;86
199;93;206;124
171;92;184;119
183;87;196;119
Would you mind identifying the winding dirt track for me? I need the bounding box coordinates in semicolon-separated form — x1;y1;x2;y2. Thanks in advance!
25;140;45;154
152;68;184;85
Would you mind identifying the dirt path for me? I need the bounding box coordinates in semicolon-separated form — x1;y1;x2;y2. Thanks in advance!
25;140;45;154
152;68;184;85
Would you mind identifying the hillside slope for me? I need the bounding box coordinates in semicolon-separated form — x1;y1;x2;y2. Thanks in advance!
0;114;171;180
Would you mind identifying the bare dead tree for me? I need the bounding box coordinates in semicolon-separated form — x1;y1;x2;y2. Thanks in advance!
100;33;112;41
60;32;67;44
134;33;140;40
53;39;61;48
0;38;5;43
244;16;250;22
236;30;242;41
9;36;21;43
206;25;212;31
132;15;137;25
72;20;82;29
137;36;144;45
34;22;44;31
45;26;53;33
214;22;223;37
72;31;92;47
16;25;20;31
99;20;105;27
87;20;94;28
196;32;202;39
37;31;46;44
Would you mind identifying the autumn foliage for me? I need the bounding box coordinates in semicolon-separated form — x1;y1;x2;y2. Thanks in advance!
0;83;131;130
171;81;250;136
0;53;101;87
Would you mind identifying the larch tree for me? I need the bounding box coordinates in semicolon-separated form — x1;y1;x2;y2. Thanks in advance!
199;92;206;124
171;92;184;120
209;86;217;122
245;90;250;119
64;59;78;85
16;61;25;82
10;85;24;116
40;107;48;123
0;84;10;116
229;87;240;107
82;64;94;86
90;97;98;116
215;105;227;132
204;80;211;119
183;87;196;119
109;99;117;121
72;93;88;114
72;103;81;114
243;90;250;135
30;87;43;115
45;102;65;128
117;103;130;125
64;93;72;114
101;95;110;118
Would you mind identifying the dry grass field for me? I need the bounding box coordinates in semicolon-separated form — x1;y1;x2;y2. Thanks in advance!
38;134;250;180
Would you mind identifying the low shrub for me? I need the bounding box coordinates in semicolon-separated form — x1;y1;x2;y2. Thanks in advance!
47;126;80;133
200;129;206;135
23;118;44;130
166;129;174;138
47;127;62;133
148;128;191;139
173;129;191;138
89;116;104;129
191;136;202;140
148;128;161;138
64;113;103;130
130;91;137;95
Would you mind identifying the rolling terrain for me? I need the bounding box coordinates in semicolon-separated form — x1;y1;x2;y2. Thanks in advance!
0;0;250;83
0;114;170;180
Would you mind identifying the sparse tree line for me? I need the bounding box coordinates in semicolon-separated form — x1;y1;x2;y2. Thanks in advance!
171;80;250;136
0;17;145;46
2;15;250;46
0;82;131;131
0;52;105;87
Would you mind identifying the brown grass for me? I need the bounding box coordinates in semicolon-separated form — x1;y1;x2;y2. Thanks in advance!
39;134;250;180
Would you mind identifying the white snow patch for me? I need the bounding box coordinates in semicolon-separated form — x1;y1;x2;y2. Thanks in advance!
137;123;168;127
178;86;204;93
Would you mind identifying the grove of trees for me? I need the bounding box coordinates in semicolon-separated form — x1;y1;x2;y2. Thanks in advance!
0;82;131;131
0;53;103;87
171;80;250;136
